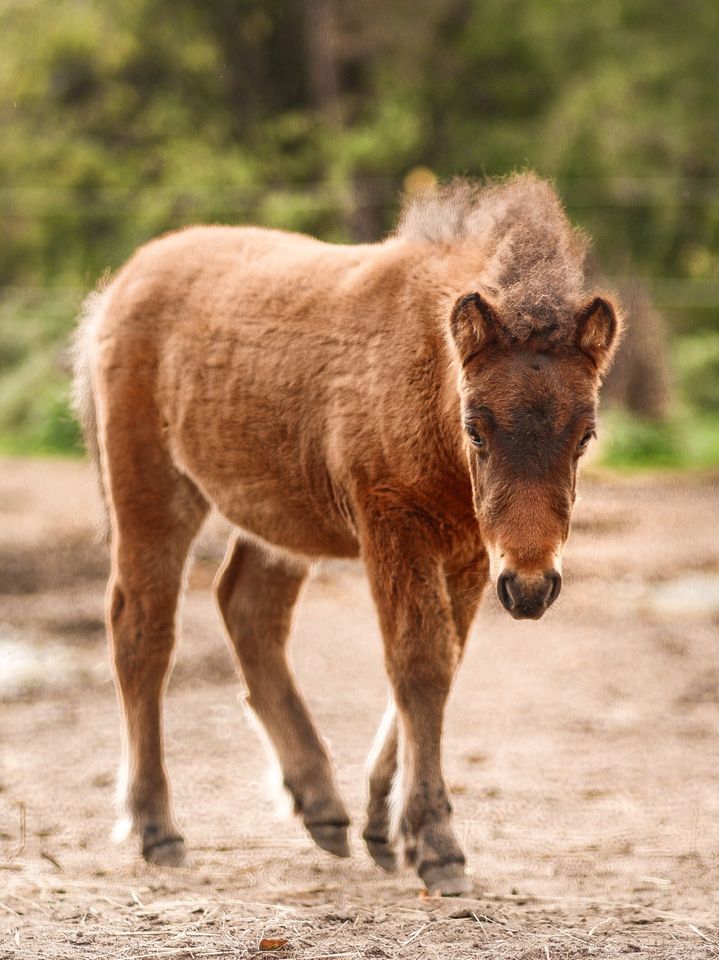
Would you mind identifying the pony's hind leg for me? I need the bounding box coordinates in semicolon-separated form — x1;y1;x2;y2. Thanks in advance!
108;460;208;866
363;701;399;871
215;536;350;858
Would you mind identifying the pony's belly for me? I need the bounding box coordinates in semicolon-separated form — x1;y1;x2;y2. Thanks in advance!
180;459;360;560
217;493;360;559
163;370;359;557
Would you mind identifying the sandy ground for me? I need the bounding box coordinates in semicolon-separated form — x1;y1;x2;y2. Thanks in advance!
0;458;718;959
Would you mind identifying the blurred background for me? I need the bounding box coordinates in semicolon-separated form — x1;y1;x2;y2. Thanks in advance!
1;0;718;467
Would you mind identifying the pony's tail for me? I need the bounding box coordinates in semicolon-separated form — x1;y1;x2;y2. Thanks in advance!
70;284;112;543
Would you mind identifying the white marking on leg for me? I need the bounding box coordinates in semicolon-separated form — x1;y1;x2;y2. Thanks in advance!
112;753;132;843
365;699;396;776
387;726;407;844
240;694;293;819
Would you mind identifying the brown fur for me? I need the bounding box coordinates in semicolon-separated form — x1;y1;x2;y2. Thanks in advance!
73;173;621;893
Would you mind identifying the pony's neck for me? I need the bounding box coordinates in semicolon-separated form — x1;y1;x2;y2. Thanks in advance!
408;247;477;492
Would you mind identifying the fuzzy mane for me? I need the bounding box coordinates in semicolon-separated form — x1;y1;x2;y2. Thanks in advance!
396;172;589;340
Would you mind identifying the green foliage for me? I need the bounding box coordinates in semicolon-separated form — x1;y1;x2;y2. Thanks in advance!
599;410;684;469
674;333;719;412
599;409;719;470
598;331;719;469
3;0;719;284
0;291;83;453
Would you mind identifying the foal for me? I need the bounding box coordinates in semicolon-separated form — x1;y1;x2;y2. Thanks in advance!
73;173;621;894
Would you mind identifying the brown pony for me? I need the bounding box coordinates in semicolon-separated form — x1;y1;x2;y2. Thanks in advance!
72;173;621;895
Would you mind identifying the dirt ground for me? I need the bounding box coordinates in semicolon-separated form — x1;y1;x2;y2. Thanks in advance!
0;458;718;959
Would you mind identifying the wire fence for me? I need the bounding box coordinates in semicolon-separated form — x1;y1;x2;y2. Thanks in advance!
2;177;719;310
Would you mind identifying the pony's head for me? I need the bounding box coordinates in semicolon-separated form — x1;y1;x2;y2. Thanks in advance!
449;291;621;619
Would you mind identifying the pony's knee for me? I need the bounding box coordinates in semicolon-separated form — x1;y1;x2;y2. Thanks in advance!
215;540;247;621
214;566;232;615
215;540;307;633
109;582;126;626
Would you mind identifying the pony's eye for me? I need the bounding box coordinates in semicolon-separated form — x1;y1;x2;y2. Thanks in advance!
577;429;595;451
465;422;486;448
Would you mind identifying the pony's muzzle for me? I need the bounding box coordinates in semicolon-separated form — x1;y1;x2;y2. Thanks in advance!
497;569;561;620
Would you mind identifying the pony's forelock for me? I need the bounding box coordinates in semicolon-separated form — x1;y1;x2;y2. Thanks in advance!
396;172;590;342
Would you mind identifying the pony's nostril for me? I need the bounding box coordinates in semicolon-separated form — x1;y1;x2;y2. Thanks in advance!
545;571;562;607
498;570;560;618
497;572;516;611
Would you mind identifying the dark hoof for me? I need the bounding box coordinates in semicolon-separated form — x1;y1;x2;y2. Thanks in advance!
142;834;189;867
419;858;469;897
306;821;351;858
364;836;398;873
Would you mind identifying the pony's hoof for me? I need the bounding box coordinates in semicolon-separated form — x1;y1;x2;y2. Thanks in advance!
306;822;351;858
143;835;190;868
419;859;469;897
364;836;398;873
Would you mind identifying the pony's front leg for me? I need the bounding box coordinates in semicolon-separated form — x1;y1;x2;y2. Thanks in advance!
363;558;487;875
360;508;468;895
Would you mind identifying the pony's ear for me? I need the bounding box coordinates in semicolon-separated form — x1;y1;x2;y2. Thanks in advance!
449;292;499;363
575;296;621;373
